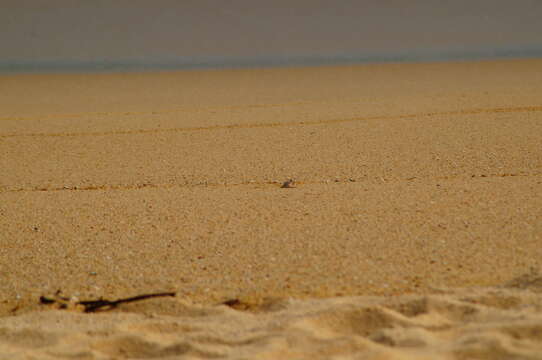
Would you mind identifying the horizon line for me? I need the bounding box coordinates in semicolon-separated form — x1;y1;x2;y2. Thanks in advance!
2;46;542;74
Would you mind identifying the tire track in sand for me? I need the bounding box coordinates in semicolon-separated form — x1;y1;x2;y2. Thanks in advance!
1;172;540;194
1;105;541;138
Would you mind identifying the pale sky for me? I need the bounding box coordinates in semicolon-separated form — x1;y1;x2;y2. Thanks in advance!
1;0;542;68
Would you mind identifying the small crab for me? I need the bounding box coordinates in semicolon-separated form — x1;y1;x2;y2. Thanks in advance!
281;179;296;188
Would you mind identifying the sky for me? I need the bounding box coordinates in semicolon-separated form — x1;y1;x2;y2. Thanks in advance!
1;0;542;70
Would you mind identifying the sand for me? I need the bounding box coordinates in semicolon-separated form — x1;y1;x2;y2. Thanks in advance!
1;59;541;359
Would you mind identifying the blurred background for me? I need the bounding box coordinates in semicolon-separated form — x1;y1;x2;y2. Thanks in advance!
2;0;542;72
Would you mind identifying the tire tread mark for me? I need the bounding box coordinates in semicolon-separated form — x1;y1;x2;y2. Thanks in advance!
1;172;540;194
1;105;541;138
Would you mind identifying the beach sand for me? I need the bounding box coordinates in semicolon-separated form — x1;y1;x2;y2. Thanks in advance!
1;59;541;359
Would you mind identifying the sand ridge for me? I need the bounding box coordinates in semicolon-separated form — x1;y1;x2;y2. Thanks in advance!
2;277;542;359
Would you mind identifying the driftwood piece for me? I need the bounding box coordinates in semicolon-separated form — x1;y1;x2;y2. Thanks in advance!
39;290;176;313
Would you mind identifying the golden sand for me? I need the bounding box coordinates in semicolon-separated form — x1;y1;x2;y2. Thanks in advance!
1;59;541;358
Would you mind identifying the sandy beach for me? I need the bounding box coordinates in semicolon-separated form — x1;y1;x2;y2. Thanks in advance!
1;59;542;359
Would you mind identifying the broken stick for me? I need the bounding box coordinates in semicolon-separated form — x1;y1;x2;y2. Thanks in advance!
40;291;176;313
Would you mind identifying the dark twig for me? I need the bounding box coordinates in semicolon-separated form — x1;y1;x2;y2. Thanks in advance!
40;291;176;313
79;292;176;312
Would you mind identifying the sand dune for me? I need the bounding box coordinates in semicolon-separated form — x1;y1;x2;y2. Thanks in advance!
1;59;541;359
1;276;542;359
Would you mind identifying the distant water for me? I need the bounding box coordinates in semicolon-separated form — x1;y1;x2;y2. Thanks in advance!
2;46;542;74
